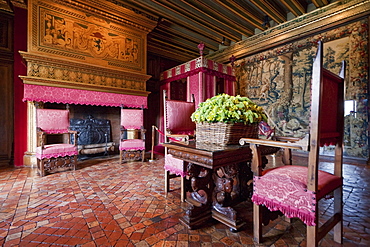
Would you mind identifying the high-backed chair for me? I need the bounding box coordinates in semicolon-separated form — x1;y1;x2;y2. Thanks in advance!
36;108;78;177
240;41;345;246
163;90;196;202
119;106;146;163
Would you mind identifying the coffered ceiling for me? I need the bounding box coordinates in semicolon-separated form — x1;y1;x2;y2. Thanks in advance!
3;0;332;63
118;0;332;63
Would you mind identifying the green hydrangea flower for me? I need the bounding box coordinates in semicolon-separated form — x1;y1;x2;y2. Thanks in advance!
191;94;267;124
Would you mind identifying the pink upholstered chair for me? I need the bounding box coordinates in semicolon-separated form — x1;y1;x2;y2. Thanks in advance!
119;107;146;163
36;108;78;177
163;90;196;202
240;41;345;246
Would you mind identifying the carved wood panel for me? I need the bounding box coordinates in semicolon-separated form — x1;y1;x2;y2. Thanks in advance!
0;12;14;166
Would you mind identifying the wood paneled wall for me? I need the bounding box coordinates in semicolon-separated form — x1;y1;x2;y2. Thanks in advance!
0;11;14;166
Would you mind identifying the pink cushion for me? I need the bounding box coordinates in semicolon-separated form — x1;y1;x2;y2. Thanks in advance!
166;100;195;133
119;139;145;150
164;154;187;177
37;109;70;133
252;165;342;226
121;109;143;129
36;144;78;159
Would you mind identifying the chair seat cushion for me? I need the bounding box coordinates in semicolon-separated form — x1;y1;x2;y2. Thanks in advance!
164;154;187;177
36;144;78;159
119;139;145;150
252;165;342;226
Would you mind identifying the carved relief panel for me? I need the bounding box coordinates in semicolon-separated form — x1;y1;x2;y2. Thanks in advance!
22;0;157;94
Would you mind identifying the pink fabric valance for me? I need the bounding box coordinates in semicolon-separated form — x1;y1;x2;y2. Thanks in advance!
160;56;235;84
23;84;147;108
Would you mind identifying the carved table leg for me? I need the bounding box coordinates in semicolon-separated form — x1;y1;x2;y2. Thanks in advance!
180;163;213;229
212;163;247;232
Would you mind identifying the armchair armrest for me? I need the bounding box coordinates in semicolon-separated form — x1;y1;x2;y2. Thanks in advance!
239;134;309;175
239;138;305;150
166;134;190;144
273;135;303;142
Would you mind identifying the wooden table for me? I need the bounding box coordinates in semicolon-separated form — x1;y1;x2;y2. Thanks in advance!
163;141;278;231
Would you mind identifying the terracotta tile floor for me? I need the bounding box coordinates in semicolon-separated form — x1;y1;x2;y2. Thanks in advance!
0;154;369;246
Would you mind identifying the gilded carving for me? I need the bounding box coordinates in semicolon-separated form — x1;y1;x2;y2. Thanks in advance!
0;0;12;12
10;0;27;9
35;2;144;72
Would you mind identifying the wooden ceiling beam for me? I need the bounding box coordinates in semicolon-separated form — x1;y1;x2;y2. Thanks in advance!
148;32;211;55
214;0;267;31
151;0;241;42
147;42;198;62
122;0;221;42
280;0;307;16
180;0;255;37
148;37;200;56
311;0;329;8
156;19;220;51
249;0;287;23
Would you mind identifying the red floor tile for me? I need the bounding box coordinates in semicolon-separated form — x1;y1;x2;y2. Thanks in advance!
0;155;368;246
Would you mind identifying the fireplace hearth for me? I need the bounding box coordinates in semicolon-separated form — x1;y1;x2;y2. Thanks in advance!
70;115;115;158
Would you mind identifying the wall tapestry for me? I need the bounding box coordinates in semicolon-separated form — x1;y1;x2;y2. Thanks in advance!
233;19;368;159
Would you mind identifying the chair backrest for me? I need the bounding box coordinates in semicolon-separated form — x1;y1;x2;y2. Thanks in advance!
163;90;196;135
121;108;144;129
36;109;70;134
307;41;345;191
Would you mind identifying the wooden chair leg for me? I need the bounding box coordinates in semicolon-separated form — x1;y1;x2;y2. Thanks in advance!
141;150;145;162
254;203;262;243
37;159;41;177
39;159;45;177
180;176;186;202
333;187;343;243
119;150;123;164
307;225;319;247
73;155;77;171
165;170;170;196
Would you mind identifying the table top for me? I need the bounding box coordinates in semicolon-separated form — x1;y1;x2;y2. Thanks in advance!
163;141;252;169
163;140;280;169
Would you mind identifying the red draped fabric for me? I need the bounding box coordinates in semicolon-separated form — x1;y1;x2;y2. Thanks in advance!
13;7;28;167
23;84;147;108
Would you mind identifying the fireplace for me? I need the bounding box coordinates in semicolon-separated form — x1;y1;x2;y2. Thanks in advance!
45;103;121;159
19;0;153;167
70;115;115;158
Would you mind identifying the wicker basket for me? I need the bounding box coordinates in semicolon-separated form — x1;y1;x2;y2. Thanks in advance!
196;122;259;146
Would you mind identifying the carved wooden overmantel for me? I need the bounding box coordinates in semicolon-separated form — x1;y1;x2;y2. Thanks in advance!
21;0;158;166
21;0;157;94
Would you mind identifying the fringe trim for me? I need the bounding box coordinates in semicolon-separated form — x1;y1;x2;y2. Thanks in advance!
119;147;145;151
36;151;78;159
164;165;188;177
42;129;69;134
252;194;316;226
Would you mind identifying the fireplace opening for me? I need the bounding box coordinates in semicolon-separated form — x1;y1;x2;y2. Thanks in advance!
44;103;121;159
